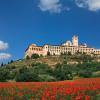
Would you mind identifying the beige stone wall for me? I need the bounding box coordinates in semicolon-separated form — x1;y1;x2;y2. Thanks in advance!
25;36;100;57
25;44;44;58
25;44;100;57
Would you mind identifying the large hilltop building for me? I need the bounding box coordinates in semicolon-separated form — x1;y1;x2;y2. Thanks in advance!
25;35;100;58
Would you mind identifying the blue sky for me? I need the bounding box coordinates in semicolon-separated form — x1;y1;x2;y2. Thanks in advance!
0;0;100;63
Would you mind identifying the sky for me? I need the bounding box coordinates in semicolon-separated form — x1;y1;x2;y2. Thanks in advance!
0;0;100;64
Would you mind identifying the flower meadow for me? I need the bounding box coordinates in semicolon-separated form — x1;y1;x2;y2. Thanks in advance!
0;78;100;100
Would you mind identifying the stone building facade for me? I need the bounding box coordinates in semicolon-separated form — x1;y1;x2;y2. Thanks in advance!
25;36;100;58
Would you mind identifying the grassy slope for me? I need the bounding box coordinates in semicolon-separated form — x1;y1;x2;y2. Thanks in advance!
1;56;100;82
7;56;79;68
8;56;62;67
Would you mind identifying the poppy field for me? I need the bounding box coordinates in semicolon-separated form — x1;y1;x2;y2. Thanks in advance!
0;78;100;100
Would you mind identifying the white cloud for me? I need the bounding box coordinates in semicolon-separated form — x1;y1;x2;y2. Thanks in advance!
0;41;8;50
75;0;100;11
38;0;63;13
0;53;11;60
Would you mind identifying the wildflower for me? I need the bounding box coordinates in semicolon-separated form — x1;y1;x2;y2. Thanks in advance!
85;95;90;100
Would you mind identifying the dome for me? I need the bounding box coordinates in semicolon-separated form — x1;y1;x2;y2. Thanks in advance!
62;41;72;46
32;44;37;46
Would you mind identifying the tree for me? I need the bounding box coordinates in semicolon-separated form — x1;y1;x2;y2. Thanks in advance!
82;54;94;63
1;63;4;67
78;70;92;78
33;63;53;75
0;68;10;82
47;51;50;56
15;67;39;82
68;52;72;56
31;54;39;59
26;55;30;60
60;52;64;56
54;63;73;81
10;60;14;63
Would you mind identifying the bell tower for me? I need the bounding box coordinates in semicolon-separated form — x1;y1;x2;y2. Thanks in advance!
72;35;78;46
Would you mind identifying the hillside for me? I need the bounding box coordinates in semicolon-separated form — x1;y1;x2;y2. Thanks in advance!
0;54;100;82
7;54;100;67
8;56;78;67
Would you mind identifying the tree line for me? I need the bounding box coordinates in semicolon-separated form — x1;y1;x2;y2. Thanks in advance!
0;61;100;82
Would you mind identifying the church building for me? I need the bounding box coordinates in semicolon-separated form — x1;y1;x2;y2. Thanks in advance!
25;35;100;58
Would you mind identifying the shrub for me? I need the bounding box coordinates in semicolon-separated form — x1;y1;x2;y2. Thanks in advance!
78;70;92;78
31;54;39;59
39;74;56;82
47;52;51;56
0;68;10;82
54;63;73;81
26;55;30;60
15;67;39;82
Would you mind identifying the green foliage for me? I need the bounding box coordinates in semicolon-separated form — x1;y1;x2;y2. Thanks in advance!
26;55;30;60
68;52;72;56
0;68;10;82
0;54;100;82
73;53;94;63
78;70;92;78
54;63;73;81
39;74;56;82
31;54;39;59
10;60;14;63
15;66;39;82
47;51;51;56
15;64;54;82
1;63;4;67
92;71;100;78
